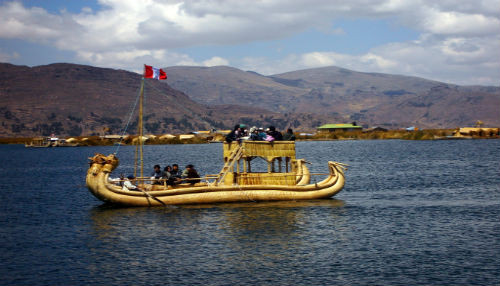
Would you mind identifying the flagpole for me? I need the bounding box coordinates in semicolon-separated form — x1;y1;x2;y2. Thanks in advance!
137;64;165;178
138;77;145;178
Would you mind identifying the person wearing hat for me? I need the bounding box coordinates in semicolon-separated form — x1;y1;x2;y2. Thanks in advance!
122;175;141;191
249;126;260;141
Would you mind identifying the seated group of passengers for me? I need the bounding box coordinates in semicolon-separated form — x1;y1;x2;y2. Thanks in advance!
151;163;200;186
110;163;201;192
226;125;296;143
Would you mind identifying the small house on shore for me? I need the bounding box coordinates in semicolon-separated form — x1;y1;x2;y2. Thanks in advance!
317;123;363;132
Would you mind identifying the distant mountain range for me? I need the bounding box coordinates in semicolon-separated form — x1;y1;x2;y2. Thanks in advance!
166;65;500;129
0;63;335;137
1;62;498;137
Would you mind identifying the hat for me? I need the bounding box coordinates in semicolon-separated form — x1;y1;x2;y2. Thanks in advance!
127;175;135;179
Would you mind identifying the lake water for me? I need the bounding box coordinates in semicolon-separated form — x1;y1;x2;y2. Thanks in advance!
0;140;499;285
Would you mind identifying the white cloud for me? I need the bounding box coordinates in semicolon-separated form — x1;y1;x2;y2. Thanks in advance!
202;56;229;66
238;32;500;85
417;9;500;36
0;49;19;62
0;0;499;85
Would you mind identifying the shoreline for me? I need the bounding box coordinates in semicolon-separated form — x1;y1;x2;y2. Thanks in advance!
1;129;499;146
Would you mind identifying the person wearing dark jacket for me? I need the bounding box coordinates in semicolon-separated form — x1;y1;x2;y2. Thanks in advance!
268;126;283;141
226;124;242;143
182;164;201;185
282;128;296;141
167;164;182;185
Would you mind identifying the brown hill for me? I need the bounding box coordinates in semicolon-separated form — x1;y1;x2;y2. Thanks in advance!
165;66;306;112
0;63;336;137
166;66;500;128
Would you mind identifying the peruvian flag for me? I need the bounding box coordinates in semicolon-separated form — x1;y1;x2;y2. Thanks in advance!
144;64;167;80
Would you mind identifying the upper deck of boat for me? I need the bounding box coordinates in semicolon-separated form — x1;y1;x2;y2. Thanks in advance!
223;141;296;160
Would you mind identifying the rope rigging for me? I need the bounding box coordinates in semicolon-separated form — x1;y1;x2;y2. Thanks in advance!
113;82;142;155
112;77;216;176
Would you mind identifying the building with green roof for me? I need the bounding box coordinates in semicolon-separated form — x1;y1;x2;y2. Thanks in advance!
317;123;363;132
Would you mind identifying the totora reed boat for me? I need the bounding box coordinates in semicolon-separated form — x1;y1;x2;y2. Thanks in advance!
86;141;347;207
87;141;345;206
86;65;346;206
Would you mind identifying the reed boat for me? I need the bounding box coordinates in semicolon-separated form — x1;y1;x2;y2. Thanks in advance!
25;137;52;148
86;141;347;207
25;136;79;147
86;66;346;206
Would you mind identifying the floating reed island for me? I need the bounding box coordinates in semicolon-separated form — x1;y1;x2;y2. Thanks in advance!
2;127;499;146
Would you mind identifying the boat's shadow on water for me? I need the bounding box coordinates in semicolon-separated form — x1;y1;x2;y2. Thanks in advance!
88;199;346;238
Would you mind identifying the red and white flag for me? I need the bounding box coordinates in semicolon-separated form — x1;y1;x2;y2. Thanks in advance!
144;64;167;80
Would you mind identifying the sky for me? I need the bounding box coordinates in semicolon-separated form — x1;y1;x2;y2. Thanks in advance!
0;0;499;86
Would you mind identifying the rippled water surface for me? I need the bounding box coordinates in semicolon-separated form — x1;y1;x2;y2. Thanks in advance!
1;140;499;285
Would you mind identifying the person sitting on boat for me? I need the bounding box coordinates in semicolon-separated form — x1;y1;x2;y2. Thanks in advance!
122;175;141;192
267;126;283;141
168;164;183;185
226;124;248;144
162;165;172;182
226;124;244;143
282;128;296;141
108;173;125;187
249;126;261;141
182;164;201;185
240;129;251;140
150;164;163;185
257;127;267;140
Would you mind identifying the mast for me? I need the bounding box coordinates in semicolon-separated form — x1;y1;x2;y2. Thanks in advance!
138;77;145;178
134;78;145;178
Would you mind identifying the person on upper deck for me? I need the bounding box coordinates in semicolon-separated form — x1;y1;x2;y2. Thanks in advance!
225;124;241;143
257;127;267;141
249;126;261;141
282;128;296;141
267;126;283;141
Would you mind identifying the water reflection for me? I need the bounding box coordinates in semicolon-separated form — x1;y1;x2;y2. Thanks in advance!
88;199;346;240
87;200;348;284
